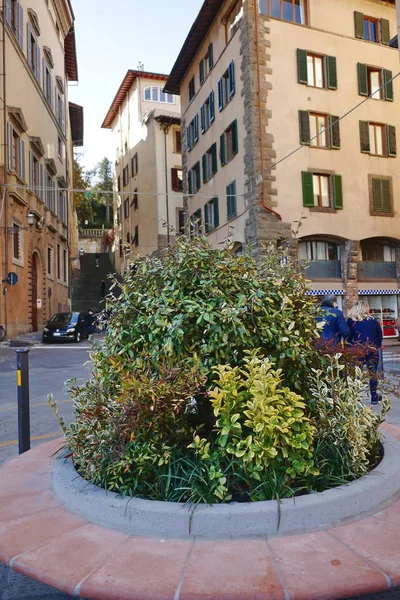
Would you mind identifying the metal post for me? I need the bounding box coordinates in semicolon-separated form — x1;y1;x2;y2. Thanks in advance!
16;348;30;454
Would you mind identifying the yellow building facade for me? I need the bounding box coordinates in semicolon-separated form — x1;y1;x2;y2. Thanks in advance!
166;0;400;339
0;0;81;338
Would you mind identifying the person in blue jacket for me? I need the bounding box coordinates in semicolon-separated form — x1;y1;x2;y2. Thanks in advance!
347;301;383;404
317;294;350;344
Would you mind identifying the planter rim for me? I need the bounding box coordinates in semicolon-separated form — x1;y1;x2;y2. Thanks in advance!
52;432;400;539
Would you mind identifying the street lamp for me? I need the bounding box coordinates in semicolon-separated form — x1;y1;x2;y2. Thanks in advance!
5;211;36;233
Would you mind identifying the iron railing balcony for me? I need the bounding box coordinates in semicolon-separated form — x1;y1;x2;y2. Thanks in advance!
358;261;397;279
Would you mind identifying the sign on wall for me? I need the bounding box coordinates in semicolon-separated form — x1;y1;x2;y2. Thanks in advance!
36;299;42;309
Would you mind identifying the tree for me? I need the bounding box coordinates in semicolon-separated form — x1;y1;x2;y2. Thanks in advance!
89;157;113;224
73;153;93;226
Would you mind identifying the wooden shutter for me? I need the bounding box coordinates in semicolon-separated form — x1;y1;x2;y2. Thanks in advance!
19;139;25;181
381;180;392;213
202;153;207;183
195;162;201;190
199;60;204;85
326;56;337;90
212;143;218;174
208;43;214;69
333;175;343;209
39;163;43;199
220;132;226;166
29;150;33;191
36;45;41;83
5;0;11;24
61;99;66;133
213;198;219;228
380;19;390;45
354;11;364;39
194;114;199;142
186;126;192;152
357;63;368;96
383;69;394;102
297;49;308;84
7;123;13;171
17;3;23;48
329;115;340;149
171;168;178;191
188;171;193;195
359;121;370;153
232;120;238;155
372;178;382;211
386;125;397;158
218;78;223;111
200;105;206;133
302;172;314;207
298;110;310;145
209;90;215;122
204;202;210;233
27;22;32;67
228;61;235;98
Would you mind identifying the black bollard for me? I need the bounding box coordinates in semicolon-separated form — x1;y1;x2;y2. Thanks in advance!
16;348;31;454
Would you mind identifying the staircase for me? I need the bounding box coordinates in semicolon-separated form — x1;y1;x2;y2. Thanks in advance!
71;253;117;314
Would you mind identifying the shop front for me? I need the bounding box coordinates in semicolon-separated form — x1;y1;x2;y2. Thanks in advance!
359;290;400;339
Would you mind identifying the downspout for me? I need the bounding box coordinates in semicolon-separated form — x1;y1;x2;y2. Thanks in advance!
163;125;170;246
254;0;281;221
2;0;9;334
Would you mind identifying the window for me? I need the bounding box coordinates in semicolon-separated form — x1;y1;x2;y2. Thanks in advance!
43;59;52;108
177;209;185;235
220;120;238;166
58;188;67;223
131;153;138;176
174;130;181;153
226;0;243;42
63;249;67;283
47;246;53;277
200;44;214;85
58;137;63;160
29;151;39;192
299;111;340;149
189;77;195;103
27;23;40;81
117;176;121;192
359;122;396;157
218;61;235;111
301;172;343;210
143;87;174;103
55;90;65;132
12;223;23;264
132;189;138;210
123;165;129;186
133;225;139;247
361;242;395;263
116;207;121;226
6;0;23;47
259;0;308;25
369;176;393;215
354;12;390;45
186;115;199;152
226;181;237;220
124;198;129;219
57;244;61;280
309;113;328;148
45;172;55;212
202;144;218;183
200;91;215;133
297;50;337;90
188;162;201;195
171;168;183;192
7;124;25;180
205;197;219;232
357;64;393;101
298;241;341;261
190;208;202;236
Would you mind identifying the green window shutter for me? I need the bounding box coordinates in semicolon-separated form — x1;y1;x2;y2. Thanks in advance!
298;110;310;145
383;69;394;102
302;172;314;207
232;119;238;155
326;56;338;90
380;19;390;45
333;174;343;209
297;49;308;84
381;180;392;213
199;60;204;85
213;197;219;228
387;125;397;158
212;143;218;174
204;202;210;233
220;133;226;166
359;121;370;153
195;162;201;191
357;63;368;96
372;178;382;211
188;171;193;195
329;115;340;149
202;153;207;183
354;11;364;39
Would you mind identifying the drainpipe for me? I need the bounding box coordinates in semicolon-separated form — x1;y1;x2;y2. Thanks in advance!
254;0;281;221
163;124;170;247
2;0;9;333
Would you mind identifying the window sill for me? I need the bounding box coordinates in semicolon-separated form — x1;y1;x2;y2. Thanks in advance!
12;258;24;268
309;207;337;214
370;211;394;217
47;274;54;281
359;277;397;282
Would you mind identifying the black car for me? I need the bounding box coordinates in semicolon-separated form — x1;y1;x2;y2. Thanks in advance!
42;312;88;343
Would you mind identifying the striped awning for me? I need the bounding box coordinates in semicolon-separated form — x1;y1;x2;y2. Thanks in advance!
359;290;400;295
305;290;345;296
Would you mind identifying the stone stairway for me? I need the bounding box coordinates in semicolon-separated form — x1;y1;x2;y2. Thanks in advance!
71;253;117;314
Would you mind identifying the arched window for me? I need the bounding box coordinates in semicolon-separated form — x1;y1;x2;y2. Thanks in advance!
143;87;174;104
298;240;342;279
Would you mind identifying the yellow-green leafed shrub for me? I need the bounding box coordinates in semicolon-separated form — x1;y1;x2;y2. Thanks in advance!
193;355;318;483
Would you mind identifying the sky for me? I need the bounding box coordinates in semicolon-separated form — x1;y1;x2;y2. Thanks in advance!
68;0;202;172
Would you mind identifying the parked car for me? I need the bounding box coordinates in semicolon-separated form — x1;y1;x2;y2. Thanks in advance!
42;312;88;343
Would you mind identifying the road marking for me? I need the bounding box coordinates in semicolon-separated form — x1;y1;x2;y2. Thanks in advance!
0;399;73;412
32;346;92;350
0;432;61;447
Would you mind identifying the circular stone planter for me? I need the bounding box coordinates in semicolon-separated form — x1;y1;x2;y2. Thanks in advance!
52;433;400;539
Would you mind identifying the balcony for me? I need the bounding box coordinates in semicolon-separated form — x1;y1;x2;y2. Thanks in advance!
300;260;342;279
358;261;397;279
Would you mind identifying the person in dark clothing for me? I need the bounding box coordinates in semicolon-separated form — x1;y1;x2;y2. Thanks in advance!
86;309;95;340
100;280;106;297
347;301;383;404
317;295;350;344
95;253;100;268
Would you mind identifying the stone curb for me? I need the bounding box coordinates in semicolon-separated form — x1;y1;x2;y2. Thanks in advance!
52;432;400;539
